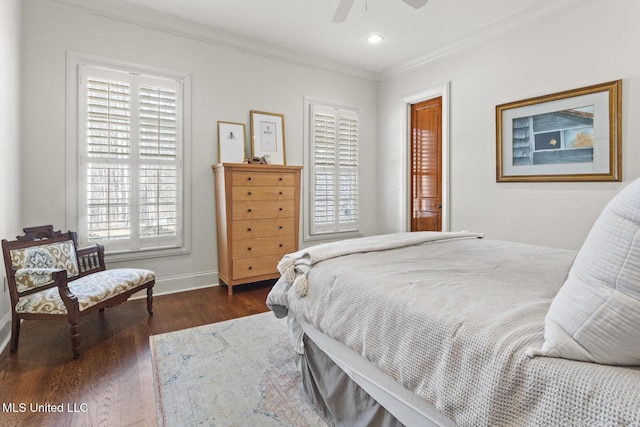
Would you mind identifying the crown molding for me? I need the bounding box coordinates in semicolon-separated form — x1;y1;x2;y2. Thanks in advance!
376;0;598;82
39;0;377;82
39;0;596;84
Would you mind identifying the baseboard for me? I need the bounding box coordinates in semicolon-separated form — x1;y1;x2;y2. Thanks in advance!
144;270;220;297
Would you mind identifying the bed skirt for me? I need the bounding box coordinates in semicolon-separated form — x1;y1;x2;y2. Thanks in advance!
301;335;404;427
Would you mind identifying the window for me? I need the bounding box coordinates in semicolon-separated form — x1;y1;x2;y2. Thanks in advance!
306;101;360;238
73;61;189;255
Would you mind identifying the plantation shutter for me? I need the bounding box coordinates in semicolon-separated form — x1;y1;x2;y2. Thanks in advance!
310;104;359;235
80;65;182;251
138;76;179;242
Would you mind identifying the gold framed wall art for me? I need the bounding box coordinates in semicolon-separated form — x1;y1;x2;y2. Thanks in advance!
496;80;622;182
250;110;286;165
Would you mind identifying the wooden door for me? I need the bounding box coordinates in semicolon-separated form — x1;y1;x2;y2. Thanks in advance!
410;97;442;231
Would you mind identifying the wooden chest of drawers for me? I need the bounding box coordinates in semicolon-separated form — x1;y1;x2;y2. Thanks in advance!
212;163;302;295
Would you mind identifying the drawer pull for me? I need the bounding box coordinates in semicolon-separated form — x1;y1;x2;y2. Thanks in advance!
247;177;252;181
279;177;283;181
279;191;283;195
279;244;283;248
279;225;283;229
248;208;252;213
248;247;252;251
279;207;283;211
247;228;252;232
248;266;253;270
247;191;252;196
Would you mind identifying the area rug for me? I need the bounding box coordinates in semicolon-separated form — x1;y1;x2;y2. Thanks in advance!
150;312;327;426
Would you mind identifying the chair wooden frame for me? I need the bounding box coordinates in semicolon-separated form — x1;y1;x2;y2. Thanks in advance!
1;225;155;359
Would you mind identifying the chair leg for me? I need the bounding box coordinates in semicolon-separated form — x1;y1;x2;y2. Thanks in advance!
10;313;20;353
69;321;80;359
146;286;154;316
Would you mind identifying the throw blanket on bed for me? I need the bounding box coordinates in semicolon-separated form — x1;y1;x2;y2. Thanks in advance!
277;231;483;296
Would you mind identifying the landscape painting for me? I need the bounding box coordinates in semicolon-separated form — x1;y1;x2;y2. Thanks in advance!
496;80;621;182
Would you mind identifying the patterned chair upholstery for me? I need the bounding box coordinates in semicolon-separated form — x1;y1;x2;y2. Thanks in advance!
1;225;155;359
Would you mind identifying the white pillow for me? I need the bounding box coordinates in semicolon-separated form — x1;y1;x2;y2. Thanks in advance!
528;178;640;365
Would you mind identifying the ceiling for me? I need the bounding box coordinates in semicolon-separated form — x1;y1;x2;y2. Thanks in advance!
65;0;595;80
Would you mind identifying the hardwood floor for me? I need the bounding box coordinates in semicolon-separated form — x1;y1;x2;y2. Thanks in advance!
0;282;274;426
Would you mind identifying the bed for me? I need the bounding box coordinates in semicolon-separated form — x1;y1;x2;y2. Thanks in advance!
266;179;640;427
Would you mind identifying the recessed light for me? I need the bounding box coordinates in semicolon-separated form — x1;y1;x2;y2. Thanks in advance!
367;34;384;44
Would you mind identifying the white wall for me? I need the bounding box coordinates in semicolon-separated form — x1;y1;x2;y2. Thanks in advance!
21;0;378;294
0;0;22;344
19;0;640;302
378;0;640;249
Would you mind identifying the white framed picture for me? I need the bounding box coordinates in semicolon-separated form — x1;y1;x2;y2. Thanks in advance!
217;121;246;163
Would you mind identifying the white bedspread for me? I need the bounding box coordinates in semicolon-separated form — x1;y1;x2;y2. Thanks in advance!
267;236;640;426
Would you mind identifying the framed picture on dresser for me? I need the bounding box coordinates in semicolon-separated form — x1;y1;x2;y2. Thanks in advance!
217;121;246;163
250;110;286;165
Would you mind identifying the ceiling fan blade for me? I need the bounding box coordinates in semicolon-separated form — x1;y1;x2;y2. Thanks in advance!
401;0;428;9
332;0;355;23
